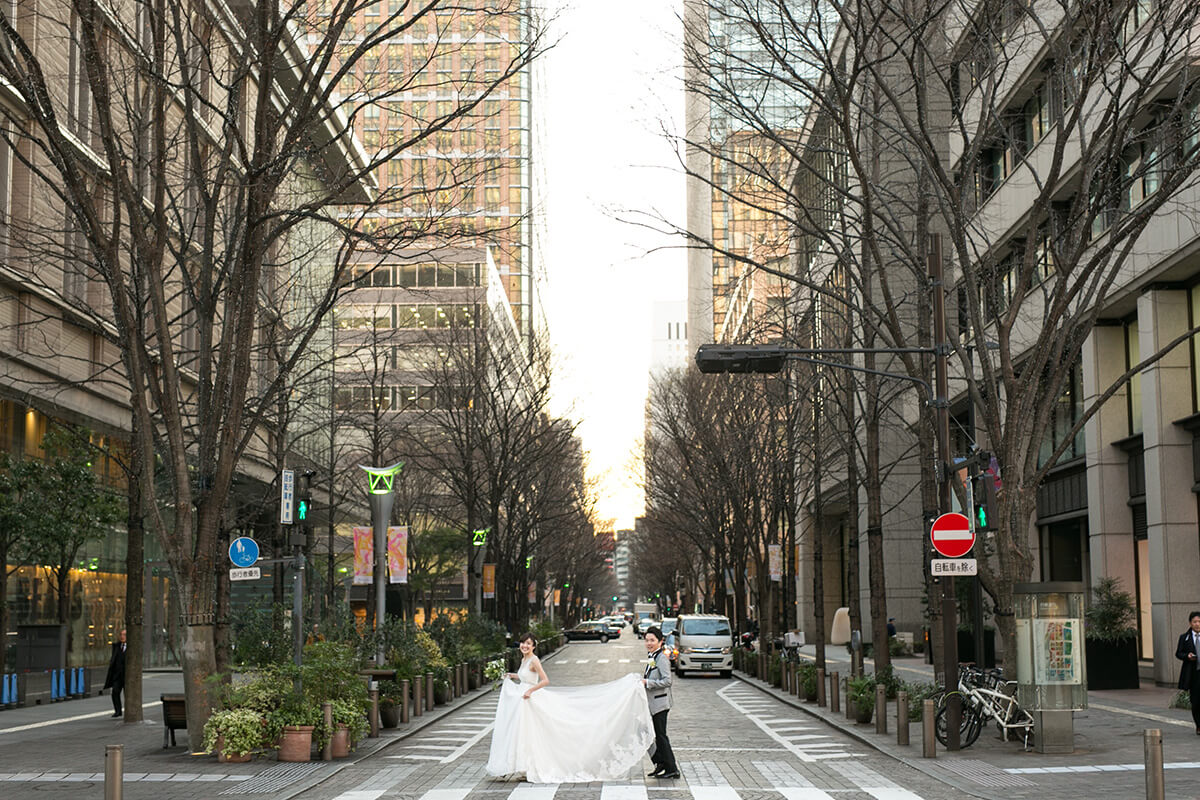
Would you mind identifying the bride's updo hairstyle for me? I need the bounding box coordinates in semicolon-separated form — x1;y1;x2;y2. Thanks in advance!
518;632;536;646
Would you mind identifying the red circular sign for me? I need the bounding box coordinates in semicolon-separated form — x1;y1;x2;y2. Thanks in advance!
930;512;975;558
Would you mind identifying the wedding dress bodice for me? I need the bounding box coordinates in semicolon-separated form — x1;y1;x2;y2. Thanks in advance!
517;658;537;684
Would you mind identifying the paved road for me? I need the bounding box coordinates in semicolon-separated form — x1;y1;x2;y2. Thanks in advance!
294;628;960;800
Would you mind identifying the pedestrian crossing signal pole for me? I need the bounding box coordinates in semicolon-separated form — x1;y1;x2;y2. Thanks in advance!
931;234;961;751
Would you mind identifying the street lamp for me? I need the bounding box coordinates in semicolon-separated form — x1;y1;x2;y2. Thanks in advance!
360;461;403;666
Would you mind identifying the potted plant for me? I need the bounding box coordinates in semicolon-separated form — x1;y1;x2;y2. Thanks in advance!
269;697;320;762
202;708;264;762
378;680;402;729
846;674;876;724
1085;576;1140;690
796;661;819;702
327;698;369;757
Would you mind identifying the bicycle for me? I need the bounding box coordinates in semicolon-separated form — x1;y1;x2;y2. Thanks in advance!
934;665;1034;750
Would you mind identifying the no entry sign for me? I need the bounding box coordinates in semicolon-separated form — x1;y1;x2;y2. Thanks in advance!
931;512;975;558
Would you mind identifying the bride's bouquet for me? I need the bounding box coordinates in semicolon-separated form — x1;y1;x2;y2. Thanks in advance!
485;658;506;688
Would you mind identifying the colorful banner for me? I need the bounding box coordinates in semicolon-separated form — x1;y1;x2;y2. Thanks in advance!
769;544;782;582
482;563;496;599
553;588;561;605
352;526;373;585
387;526;408;584
528;582;536;603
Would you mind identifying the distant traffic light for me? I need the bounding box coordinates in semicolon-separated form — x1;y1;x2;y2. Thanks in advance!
297;497;310;522
973;474;997;532
695;344;787;374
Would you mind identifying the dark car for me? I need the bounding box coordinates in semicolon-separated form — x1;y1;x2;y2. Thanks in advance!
564;621;613;643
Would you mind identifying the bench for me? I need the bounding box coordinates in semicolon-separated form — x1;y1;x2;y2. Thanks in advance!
160;693;186;748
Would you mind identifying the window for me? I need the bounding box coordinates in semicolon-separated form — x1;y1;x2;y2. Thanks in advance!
67;11;92;140
1023;83;1051;147
1126;317;1143;434
1038;360;1085;467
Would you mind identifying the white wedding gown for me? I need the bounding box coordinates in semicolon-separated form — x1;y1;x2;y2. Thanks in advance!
486;657;654;783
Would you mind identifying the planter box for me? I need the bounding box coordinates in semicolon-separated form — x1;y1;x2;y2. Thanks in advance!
1085;637;1139;690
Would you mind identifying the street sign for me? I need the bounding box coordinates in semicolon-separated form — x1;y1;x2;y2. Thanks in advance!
230;567;261;581
931;558;977;576
280;469;295;525
930;512;975;558
229;536;260;567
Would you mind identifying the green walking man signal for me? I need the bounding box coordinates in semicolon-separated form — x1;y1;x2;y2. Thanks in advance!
297;497;310;522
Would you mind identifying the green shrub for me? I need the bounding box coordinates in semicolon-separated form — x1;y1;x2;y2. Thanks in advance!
796;661;818;696
1086;577;1137;642
460;614;507;659
229;604;293;667
873;665;903;699
889;637;912;657
900;680;941;721
1170;690;1191;710
846;674;877;711
426;615;464;664
202;708;266;757
528;618;560;642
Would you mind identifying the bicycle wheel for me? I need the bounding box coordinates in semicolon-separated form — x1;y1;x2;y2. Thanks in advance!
935;701;979;747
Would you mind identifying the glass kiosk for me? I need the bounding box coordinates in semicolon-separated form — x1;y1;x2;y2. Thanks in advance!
1014;582;1087;754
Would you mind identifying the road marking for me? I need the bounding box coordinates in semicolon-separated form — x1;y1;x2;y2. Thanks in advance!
508;783;559;800
1006;761;1200;774
439;722;495;763
0;699;160;735
752;760;831;800
418;789;472;800
1088;702;1194;729
391;755;443;761
597;659;610;663
690;789;739;800
576;660;589;664
862;790;924;800
619;659;631;663
329;766;414;800
601;785;648;800
775;791;836;800
717;684;858;762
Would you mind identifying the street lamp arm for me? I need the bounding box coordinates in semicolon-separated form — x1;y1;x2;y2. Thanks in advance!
694;344;934;397
785;354;932;398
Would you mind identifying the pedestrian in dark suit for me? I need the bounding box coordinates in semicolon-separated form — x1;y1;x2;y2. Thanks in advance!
103;628;127;719
1176;612;1200;734
642;627;679;779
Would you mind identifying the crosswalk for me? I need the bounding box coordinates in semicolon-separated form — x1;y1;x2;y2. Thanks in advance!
388;702;499;763
328;758;943;800
717;684;862;761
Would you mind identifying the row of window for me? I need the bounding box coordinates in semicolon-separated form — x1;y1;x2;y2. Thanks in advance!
335;345;467;373
335;303;478;330
351;262;482;289
333;384;472;412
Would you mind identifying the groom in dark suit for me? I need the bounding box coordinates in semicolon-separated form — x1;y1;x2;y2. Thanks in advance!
1177;612;1200;734
643;627;679;779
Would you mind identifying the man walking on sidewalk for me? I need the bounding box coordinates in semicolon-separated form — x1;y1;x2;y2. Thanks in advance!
1176;612;1200;734
103;629;127;719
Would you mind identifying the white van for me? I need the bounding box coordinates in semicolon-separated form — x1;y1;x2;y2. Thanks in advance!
674;614;733;678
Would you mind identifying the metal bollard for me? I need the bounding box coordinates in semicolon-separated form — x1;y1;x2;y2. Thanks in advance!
845;675;853;720
1145;728;1164;800
875;684;887;734
368;688;380;738
897;691;910;746
400;679;410;724
922;699;936;758
829;671;839;713
322;702;334;759
425;672;434;711
817;668;826;707
413;676;423;718
104;743;123;800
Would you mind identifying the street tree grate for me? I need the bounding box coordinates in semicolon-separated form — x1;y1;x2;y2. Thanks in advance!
219;763;327;794
940;759;1035;787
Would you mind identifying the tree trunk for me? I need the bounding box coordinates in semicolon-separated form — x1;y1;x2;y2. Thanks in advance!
123;455;145;722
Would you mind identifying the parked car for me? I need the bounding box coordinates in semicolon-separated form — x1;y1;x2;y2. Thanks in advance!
664;631;679;665
636;617;657;638
564;621;613;643
598;615;627;629
674;614;733;678
660;617;678;637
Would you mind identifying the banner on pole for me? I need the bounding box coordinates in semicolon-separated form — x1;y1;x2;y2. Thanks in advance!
352;526;373;584
553;588;561;605
483;563;496;598
769;544;782;582
387;526;408;584
528;582;536;603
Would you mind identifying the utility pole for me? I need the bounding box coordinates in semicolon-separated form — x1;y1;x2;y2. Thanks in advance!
930;234;961;750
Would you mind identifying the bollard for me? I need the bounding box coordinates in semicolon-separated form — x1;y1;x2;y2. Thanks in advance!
817;668;826;707
875;684;887;735
425;672;434;711
400;679;410;724
1145;728;1164;800
897;691;910;746
829;671;839;713
322;702;334;759
922;699;936;758
1;673;9;706
845;675;853;720
368;688;380;738
104;743;123;800
413;675;423;718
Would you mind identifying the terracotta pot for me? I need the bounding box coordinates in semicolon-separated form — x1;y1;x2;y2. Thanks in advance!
331;725;350;758
216;734;252;763
277;725;314;762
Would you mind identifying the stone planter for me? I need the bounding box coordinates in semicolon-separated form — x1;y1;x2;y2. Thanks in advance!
850;699;873;724
1085;637;1140;690
277;725;314;762
380;703;400;729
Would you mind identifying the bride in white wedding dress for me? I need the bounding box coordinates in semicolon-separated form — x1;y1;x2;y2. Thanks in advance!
486;632;654;783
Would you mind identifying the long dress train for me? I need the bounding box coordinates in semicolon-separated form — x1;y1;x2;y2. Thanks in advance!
486;657;654;783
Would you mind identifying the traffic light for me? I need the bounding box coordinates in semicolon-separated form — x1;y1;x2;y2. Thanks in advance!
695;344;787;374
973;473;997;532
297;496;311;522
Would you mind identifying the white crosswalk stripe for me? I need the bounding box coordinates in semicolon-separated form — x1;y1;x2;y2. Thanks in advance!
328;766;416;800
507;783;559;800
716;685;859;762
600;784;648;800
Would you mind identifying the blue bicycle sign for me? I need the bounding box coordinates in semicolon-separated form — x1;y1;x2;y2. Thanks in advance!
228;537;260;568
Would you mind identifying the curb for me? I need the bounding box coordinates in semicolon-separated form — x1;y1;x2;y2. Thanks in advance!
733;672;1009;800
280;645;567;800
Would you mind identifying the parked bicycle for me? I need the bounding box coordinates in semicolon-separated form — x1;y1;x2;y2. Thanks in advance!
934;664;1034;749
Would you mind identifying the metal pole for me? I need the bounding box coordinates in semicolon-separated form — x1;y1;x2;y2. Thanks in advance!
104;744;123;800
897;691;910;746
830;671;839;713
875;684;887;735
425;672;434;711
400;679;410;724
413;676;423;718
292;548;304;695
931;233;961;750
923;699;936;758
1145;728;1164;800
368;687;380;738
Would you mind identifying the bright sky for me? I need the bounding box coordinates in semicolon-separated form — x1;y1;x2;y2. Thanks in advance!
539;0;687;530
